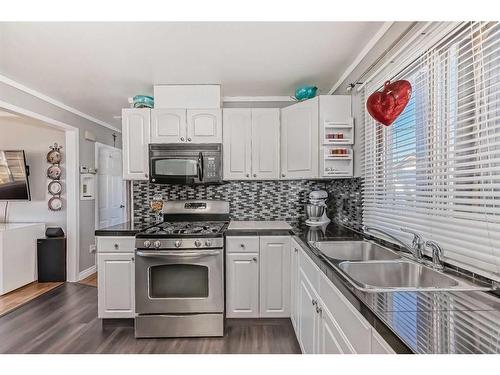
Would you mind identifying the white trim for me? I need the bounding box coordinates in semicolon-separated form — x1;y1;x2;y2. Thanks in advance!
328;22;394;95
0;74;121;134
223;96;294;102
0;100;80;283
78;265;97;281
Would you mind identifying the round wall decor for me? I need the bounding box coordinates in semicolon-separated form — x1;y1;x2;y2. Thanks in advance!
48;180;62;195
47;164;62;180
48;196;63;211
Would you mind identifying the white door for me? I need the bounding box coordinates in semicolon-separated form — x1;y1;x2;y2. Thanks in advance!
122;108;150;180
223;108;252;180
96;145;126;229
226;253;259;318
187;109;222;143
298;270;319;354
280;99;319;179
251;108;280;180
150;108;187;143
97;253;135;318
259;236;290;317
290;239;300;331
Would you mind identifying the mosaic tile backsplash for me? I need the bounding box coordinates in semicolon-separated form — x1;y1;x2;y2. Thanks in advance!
133;178;363;230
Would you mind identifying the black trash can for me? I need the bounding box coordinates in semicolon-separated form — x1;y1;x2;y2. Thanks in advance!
37;235;67;282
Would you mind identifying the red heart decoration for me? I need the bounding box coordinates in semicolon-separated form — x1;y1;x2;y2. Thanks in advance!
366;80;412;126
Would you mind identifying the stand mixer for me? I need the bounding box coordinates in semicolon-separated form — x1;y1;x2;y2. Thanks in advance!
305;190;331;226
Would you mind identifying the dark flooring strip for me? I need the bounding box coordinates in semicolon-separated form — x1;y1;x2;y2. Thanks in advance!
0;283;301;354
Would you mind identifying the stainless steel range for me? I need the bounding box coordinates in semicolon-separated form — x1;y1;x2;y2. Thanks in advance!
134;200;229;338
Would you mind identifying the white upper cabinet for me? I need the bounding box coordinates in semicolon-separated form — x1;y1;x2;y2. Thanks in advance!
187;109;222;143
122;108;150;180
251;108;280;180
223;109;252;180
223;108;280;180
280;98;319;179
150;109;187;143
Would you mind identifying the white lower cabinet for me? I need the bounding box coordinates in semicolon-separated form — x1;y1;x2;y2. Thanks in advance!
293;241;395;354
226;253;260;318
297;270;320;354
290;239;300;331
225;235;291;318
97;252;135;318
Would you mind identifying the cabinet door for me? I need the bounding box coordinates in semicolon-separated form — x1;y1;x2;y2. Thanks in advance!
319;307;355;354
187;109;222;143
226;253;259;318
223;109;252;180
97;253;135;318
290;239;301;332
150;109;186;143
298;270;319;354
251;108;280;179
122;108;150;180
280;99;319;179
259;236;290;318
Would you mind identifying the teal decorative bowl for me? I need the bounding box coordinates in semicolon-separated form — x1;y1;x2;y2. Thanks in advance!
294;86;318;101
133;95;154;108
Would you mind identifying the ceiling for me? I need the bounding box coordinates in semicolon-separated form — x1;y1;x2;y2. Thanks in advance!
0;22;385;129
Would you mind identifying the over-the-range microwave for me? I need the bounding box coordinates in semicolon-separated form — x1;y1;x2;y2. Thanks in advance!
149;143;222;185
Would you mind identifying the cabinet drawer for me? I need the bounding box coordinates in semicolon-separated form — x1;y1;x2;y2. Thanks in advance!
97;236;135;253
298;247;320;291
226;236;259;253
319;272;371;353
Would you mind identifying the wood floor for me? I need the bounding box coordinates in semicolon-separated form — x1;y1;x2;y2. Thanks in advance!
0;283;301;354
0;281;63;317
79;272;97;287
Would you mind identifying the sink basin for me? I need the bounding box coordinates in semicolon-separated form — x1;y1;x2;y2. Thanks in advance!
311;240;401;262
338;261;460;291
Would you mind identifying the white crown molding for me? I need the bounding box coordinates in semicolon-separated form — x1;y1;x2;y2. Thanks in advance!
0;74;121;133
223;96;294;102
328;22;394;95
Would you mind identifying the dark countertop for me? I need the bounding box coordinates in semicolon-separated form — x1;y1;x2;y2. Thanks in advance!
291;222;500;354
94;221;155;236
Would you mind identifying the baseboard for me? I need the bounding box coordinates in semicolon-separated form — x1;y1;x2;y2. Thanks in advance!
78;265;96;281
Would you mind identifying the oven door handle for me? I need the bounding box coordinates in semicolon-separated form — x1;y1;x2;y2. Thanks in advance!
136;250;220;258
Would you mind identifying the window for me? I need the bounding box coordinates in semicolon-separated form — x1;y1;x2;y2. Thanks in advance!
362;22;500;279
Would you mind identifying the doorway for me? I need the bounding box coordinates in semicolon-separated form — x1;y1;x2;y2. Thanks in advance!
95;142;127;229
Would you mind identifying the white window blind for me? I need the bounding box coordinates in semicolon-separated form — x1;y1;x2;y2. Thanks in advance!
362;21;500;279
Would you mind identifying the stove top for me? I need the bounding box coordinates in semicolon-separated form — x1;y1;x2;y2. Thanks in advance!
136;221;228;238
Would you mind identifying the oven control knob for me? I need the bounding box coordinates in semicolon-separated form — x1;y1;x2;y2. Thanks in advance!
174;240;182;248
194;240;202;248
153;240;161;249
143;240;151;248
205;240;212;247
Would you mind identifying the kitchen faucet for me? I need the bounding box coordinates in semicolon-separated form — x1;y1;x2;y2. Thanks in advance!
425;240;444;271
363;225;425;262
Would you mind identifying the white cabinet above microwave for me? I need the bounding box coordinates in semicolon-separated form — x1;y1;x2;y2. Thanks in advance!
150;108;222;144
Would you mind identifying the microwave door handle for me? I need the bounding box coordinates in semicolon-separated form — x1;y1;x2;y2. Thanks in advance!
197;152;204;181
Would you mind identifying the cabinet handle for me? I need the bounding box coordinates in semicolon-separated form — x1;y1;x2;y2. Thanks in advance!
131;257;135;262
294;248;298;253
282;173;286;177
253;174;257;178
114;243;119;249
246;174;250;178
316;305;322;315
311;299;317;306
252;257;258;262
180;137;185;141
145;173;148;178
240;244;245;248
187;138;192;142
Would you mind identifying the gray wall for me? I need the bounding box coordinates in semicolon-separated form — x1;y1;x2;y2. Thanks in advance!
0;81;122;273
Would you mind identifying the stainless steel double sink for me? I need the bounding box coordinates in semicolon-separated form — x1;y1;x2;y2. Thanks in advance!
309;240;491;292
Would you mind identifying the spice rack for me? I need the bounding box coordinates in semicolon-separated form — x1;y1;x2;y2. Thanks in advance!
320;118;354;178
